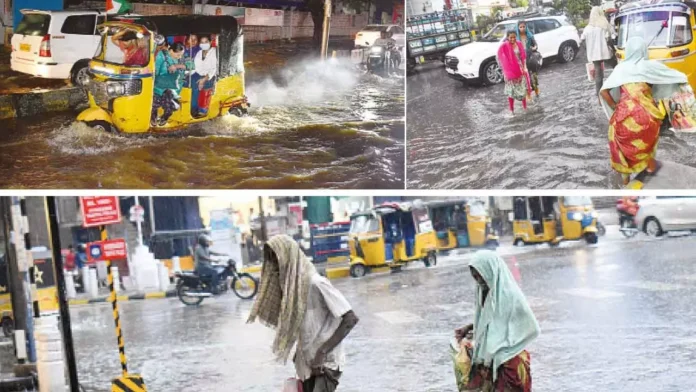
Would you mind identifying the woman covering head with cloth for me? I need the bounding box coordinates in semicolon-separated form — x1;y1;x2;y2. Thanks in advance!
248;235;359;392
581;6;615;95
498;30;531;116
516;20;540;99
599;37;692;185
455;251;540;392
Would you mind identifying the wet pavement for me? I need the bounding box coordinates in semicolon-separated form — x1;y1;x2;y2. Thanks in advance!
70;233;696;391
406;51;696;189
0;40;405;189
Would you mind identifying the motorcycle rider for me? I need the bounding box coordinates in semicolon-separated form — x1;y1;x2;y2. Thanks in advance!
373;30;396;47
195;234;226;294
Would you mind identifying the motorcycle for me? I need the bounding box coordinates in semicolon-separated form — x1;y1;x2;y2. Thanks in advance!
617;197;639;238
366;41;401;76
175;259;259;306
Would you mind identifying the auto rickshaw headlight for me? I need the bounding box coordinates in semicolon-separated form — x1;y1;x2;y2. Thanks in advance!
571;212;583;221
591;211;598;219
106;82;126;97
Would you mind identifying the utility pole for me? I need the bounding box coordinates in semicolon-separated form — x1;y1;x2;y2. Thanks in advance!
258;197;267;242
0;197;28;364
45;197;80;392
148;196;156;235
134;196;143;246
320;0;332;59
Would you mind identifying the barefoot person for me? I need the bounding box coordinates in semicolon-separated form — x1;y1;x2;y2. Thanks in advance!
599;37;689;185
498;30;531;115
455;251;540;392
248;235;359;392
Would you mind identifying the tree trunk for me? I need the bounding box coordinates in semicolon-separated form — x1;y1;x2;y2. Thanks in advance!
311;7;324;48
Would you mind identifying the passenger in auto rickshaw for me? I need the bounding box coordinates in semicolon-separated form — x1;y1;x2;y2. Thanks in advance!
192;35;218;117
151;42;191;127
111;29;148;67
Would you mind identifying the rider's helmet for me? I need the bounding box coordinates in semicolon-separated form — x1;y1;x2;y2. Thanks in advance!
198;234;212;247
77;243;87;252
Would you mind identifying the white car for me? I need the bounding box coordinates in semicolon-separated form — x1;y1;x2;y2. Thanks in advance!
444;15;580;85
635;196;696;237
355;24;405;48
11;9;105;86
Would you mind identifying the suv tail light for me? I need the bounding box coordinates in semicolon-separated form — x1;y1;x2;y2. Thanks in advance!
39;35;52;57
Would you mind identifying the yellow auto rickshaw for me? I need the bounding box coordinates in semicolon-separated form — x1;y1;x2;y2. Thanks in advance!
512;196;599;246
348;201;438;278
614;0;696;90
78;15;248;134
426;199;499;251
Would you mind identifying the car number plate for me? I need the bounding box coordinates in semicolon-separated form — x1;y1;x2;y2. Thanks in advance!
20;43;31;52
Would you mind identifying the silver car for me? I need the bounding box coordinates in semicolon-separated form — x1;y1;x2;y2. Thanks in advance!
635;196;696;237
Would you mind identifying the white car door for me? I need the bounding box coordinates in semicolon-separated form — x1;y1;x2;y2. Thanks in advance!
531;18;562;58
51;14;100;67
672;196;696;230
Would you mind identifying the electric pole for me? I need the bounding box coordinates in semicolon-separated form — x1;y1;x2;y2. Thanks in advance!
258;197;267;242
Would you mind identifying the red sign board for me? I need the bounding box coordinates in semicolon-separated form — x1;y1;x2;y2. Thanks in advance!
87;239;127;262
80;197;122;227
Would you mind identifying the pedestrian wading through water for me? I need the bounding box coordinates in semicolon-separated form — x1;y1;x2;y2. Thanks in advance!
247;235;359;392
498;30;531;116
453;251;540;392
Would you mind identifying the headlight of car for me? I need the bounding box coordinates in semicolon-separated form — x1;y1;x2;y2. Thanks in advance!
371;46;383;53
572;212;583;221
106;82;126;97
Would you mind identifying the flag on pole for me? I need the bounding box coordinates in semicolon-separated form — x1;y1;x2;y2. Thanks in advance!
106;0;133;15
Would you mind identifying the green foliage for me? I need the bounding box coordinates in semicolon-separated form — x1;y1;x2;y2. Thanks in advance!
566;0;591;24
476;14;496;33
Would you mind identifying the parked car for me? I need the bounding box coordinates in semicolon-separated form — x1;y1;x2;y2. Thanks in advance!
635;196;696;237
10;9;105;86
444;15;580;85
355;24;405;48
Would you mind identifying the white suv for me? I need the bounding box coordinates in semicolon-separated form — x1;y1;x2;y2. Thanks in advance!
11;9;105;86
444;15;580;85
355;24;406;48
635;196;696;237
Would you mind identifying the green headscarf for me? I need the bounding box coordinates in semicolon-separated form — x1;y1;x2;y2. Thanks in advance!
600;37;688;118
470;250;540;381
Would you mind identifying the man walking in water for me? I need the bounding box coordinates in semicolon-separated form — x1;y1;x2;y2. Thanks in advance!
248;235;359;392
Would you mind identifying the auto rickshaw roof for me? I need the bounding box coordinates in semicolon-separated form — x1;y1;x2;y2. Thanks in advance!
424;198;478;208
350;202;418;218
618;0;696;15
111;15;241;37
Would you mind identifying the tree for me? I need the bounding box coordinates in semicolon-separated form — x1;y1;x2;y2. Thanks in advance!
566;0;591;24
306;0;376;48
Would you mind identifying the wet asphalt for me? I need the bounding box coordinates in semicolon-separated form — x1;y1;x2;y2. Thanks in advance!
67;230;696;391
406;48;696;189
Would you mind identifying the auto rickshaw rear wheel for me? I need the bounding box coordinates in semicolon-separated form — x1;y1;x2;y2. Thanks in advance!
423;251;437;267
584;233;599;245
514;238;525;247
350;263;367;278
1;317;14;338
86;120;113;133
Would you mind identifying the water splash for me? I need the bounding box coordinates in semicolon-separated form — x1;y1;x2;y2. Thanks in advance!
47;121;152;155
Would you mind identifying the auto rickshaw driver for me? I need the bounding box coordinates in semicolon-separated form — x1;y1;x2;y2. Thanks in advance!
111;29;148;67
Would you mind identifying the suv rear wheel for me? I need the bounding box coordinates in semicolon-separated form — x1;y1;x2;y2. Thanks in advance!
70;60;91;87
558;42;577;63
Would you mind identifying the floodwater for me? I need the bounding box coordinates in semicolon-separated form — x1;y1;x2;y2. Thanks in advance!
70;232;696;391
0;59;405;189
407;56;696;189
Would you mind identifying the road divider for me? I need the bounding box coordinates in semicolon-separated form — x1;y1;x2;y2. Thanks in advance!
0;87;87;119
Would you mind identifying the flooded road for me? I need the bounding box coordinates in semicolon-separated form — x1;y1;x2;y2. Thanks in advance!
70;233;696;391
407;53;696;189
0;44;405;189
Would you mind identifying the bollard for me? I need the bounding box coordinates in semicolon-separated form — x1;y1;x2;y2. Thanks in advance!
34;316;66;392
81;267;90;295
157;262;169;292
111;267;120;294
88;269;99;298
172;256;181;274
65;271;77;300
332;50;337;58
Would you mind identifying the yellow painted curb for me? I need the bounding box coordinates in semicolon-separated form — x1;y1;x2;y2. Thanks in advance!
243;265;262;274
326;267;350;279
373;267;391;274
117;295;129;302
145;292;166;299
69;299;89;306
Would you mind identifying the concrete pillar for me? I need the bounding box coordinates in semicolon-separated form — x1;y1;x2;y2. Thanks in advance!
132;245;159;292
157;262;169;292
111;267;121;294
34;316;66;392
172;256;182;274
64;271;76;300
88;269;99;299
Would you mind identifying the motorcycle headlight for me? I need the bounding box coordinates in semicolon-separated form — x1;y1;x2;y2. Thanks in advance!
106;82;126;97
572;212;583;221
371;46;383;53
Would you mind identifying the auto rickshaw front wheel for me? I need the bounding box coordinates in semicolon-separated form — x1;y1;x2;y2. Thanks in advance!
1;317;14;338
228;107;248;117
85;120;113;133
584;233;599;245
423;251;437;268
350;263;368;278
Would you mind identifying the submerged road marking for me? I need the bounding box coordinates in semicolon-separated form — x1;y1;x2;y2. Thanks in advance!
619;281;686;291
561;288;624;299
375;310;423;324
525;295;560;308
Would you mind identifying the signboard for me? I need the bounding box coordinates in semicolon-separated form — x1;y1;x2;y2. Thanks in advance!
129;204;145;223
245;8;284;26
80;197;122;227
196;4;246;23
87;239;128;262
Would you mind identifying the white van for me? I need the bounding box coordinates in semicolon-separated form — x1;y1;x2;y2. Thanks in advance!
10;10;105;86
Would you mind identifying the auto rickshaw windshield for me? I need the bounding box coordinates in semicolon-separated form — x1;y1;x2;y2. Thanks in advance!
350;215;380;233
468;202;487;217
617;10;693;48
96;26;151;67
564;196;593;207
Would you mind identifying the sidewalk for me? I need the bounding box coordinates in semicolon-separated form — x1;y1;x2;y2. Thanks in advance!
69;286;177;306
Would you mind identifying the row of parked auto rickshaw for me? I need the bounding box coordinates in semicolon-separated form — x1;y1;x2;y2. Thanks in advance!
346;196;600;278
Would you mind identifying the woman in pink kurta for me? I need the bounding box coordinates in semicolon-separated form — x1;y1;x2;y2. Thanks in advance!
497;30;531;115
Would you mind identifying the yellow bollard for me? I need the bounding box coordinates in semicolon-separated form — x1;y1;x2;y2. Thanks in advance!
332;50;337;58
101;226;147;391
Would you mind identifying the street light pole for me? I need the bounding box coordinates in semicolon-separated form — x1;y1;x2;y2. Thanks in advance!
134;196;143;246
320;0;332;59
